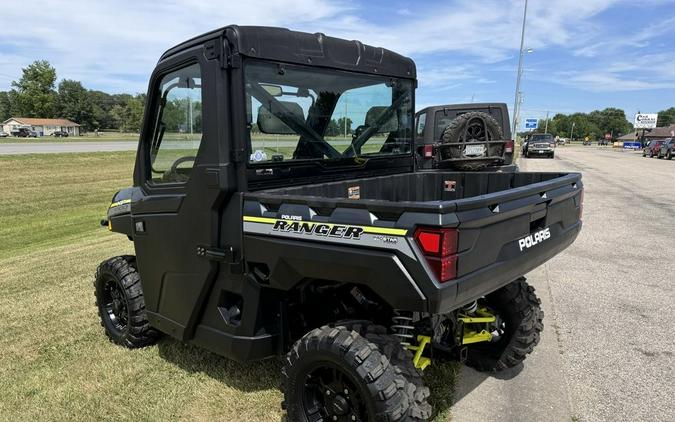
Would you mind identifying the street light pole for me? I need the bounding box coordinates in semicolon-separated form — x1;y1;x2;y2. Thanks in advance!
512;0;529;139
544;110;549;133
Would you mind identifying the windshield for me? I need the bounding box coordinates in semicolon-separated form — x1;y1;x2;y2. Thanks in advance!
244;61;413;164
531;134;553;142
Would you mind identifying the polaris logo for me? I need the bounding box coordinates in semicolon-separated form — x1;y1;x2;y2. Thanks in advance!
273;220;364;239
518;228;551;251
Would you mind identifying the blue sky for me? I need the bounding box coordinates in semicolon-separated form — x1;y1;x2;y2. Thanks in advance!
1;0;674;126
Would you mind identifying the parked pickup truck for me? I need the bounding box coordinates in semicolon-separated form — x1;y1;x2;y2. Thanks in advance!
95;25;583;421
523;133;556;158
415;103;516;171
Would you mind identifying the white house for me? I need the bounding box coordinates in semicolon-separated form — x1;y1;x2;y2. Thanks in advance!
2;117;81;136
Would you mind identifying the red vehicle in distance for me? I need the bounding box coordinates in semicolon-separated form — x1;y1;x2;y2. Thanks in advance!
643;140;665;158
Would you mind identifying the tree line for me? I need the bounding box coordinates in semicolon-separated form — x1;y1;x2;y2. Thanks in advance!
523;106;675;140
0;60;146;132
3;60;675;138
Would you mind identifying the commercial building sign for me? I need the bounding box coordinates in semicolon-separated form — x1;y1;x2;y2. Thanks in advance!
634;113;658;129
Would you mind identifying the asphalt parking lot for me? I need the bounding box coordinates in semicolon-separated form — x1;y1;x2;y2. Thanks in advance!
453;146;674;422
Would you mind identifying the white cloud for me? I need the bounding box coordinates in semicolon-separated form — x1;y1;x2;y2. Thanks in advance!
0;0;350;92
550;70;675;92
0;0;669;99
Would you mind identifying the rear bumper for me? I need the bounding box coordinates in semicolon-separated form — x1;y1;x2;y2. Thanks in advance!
427;220;581;313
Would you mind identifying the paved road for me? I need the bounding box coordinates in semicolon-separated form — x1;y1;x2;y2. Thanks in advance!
452;146;674;422
0;141;139;155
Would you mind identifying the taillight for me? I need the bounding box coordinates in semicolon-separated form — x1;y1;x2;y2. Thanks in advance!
422;145;434;158
504;140;514;153
414;227;458;282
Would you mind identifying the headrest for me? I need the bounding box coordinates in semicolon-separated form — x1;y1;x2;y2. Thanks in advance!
257;101;305;134
365;106;398;133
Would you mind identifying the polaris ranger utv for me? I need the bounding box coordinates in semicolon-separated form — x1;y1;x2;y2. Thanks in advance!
95;25;583;421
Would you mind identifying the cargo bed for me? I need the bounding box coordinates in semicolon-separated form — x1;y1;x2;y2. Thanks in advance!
243;171;583;313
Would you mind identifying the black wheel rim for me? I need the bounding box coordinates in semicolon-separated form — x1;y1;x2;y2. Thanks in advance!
102;277;128;333
301;362;367;422
463;119;487;142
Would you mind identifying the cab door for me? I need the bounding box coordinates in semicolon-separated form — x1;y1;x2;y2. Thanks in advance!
130;45;225;341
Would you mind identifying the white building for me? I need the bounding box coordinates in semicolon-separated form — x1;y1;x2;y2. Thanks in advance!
2;117;81;136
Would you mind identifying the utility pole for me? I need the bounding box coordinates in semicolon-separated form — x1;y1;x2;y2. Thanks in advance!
544;110;549;133
570;122;575;141
512;0;529;139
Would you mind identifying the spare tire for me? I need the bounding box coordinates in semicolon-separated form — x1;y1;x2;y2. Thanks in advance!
440;111;504;171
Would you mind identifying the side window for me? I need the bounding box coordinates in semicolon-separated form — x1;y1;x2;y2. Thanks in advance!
416;113;426;137
149;63;203;184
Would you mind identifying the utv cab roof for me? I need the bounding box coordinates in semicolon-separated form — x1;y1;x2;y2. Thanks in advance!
160;25;416;80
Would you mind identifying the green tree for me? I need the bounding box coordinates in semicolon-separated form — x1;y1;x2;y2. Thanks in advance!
336;117;353;135
656;107;675;127
10;60;57;117
0;91;12;121
109;95;146;132
588;108;631;137
57;79;95;130
325;118;340;136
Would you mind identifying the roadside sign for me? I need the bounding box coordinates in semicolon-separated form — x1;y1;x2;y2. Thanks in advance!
524;119;538;129
634;113;658;129
623;142;641;150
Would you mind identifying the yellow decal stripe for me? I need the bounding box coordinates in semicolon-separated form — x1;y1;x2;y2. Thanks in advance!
109;199;131;208
242;215;408;236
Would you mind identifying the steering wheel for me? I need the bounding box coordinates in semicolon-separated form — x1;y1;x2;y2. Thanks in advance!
162;156;196;183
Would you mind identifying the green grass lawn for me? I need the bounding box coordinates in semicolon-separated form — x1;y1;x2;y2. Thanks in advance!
0;152;457;421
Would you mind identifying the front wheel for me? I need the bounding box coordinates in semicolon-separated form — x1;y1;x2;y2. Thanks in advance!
282;325;432;421
465;278;543;372
94;256;158;348
667;151;672;160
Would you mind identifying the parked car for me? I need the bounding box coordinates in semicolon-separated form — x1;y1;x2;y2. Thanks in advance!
522;133;555;158
556;137;567;145
657;138;674;160
0;130;9;138
10;128;38;138
52;130;69;137
643;140;665;157
414;103;515;171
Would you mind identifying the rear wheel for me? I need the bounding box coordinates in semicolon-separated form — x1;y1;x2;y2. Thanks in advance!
282;325;432;421
465;278;543;372
667;150;672;160
94;256;158;348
